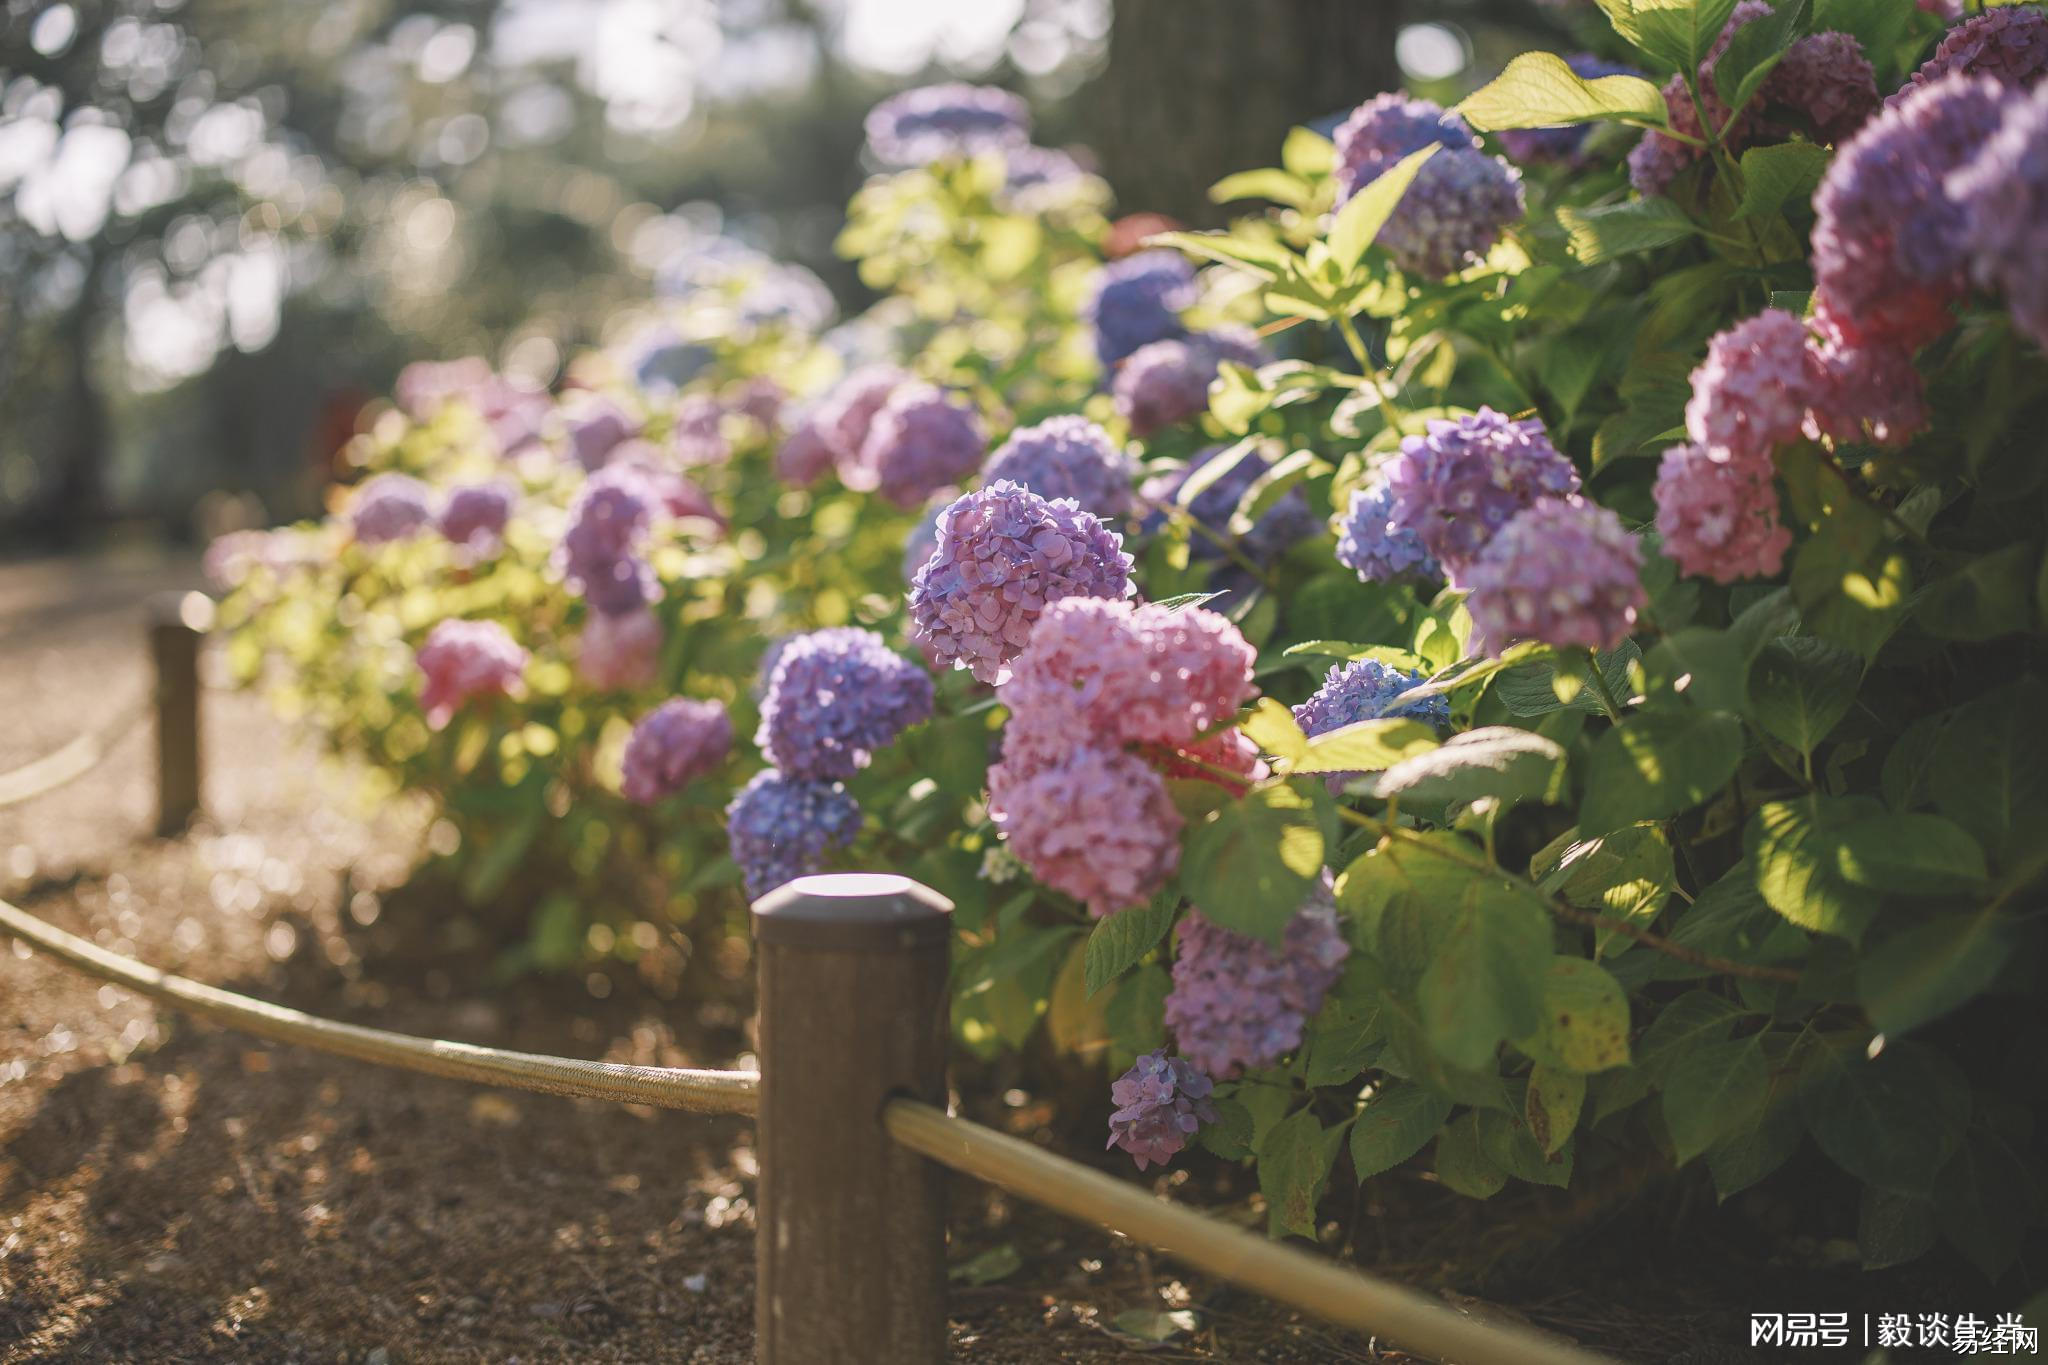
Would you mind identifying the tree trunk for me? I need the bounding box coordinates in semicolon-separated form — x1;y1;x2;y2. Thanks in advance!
1083;0;1404;224
50;256;109;544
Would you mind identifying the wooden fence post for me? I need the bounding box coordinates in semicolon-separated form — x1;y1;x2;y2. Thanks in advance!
751;873;952;1364
148;591;210;836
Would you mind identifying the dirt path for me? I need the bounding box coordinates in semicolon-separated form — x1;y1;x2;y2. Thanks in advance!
0;553;1388;1364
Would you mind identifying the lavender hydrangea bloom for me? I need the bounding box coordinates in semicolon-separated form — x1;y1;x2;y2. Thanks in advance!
415;619;528;729
816;365;910;478
438;480;515;553
621;698;734;805
1765;32;1880;144
1293;658;1449;737
1112;329;1269;438
564;396;640;471
1812;74;2010;350
1377;145;1525;279
998;144;1092;211
1948;82;2048;350
908;481;1135;684
757;627;934;780
864;82;1031;166
980;415;1137;518
1378;408;1581;584
1138;444;1320;572
1892;5;2048;107
1106;1051;1218;1171
725;770;864;900
1464;497;1644;655
1335;478;1440;585
854;383;988;508
559;465;661;616
1499;55;1646;163
903;496;949;585
670;393;730;468
1333;93;1481;199
775;415;839;487
1085;251;1196;367
349;474;435;546
1165;886;1350;1080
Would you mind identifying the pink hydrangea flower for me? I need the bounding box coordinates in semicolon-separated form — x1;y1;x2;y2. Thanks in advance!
621;698;733;805
1653;444;1793;584
988;746;1182;917
578;605;663;690
1684;310;1817;466
1464;498;1644;655
1892;5;2048;107
1803;333;1930;447
415;619;528;729
816;366;910;474
1766;31;1881;144
775;416;838;487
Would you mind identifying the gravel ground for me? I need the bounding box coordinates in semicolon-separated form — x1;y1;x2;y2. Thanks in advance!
0;552;1412;1364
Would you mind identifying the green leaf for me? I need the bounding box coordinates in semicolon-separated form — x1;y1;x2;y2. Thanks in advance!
1638;990;1746;1081
1495;642;1641;716
1832;812;1988;896
1371;727;1568;811
1578;709;1744;836
949;1243;1023;1285
1419;882;1552;1071
1337;834;1487;986
1525;1064;1588;1155
1144;229;1292;280
1644;626;1748;713
1713;0;1812;116
1258;1109;1336;1238
1241;697;1310;767
1113;1309;1201;1343
1208;167;1313;209
1663;1035;1769;1165
1857;912;2019;1037
1477;1109;1576;1187
1104;964;1168;1065
1084;893;1179;996
1880;713;1944;812
1328;145;1438;275
1152;590;1228;612
1556;198;1700;266
1293;717;1440;774
1513;956;1633;1073
1800;1040;1970;1194
1747;636;1861;757
1539;824;1675;959
1705;1082;1805;1200
1281;125;1334;177
1434;1111;1508;1199
1929;679;2048;852
1748;795;1885;943
1934;1128;2034;1278
1858;1187;1937;1270
1458;51;1668;131
1228;448;1325;537
1659;865;1807;979
1734;141;1831;221
1195;1094;1254;1160
1180;783;1324;945
1632;0;1744;70
1350;1082;1453;1181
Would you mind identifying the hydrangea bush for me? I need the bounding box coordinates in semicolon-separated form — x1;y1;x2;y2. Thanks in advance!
217;24;2048;1285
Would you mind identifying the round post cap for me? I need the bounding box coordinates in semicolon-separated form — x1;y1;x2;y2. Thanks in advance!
751;873;953;949
147;590;215;632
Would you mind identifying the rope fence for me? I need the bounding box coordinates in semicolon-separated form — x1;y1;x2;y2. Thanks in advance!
0;591;1620;1365
0;694;150;809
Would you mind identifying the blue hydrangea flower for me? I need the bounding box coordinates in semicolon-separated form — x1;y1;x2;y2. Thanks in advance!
980;415;1136;519
1085;250;1196;367
1293;658;1448;736
725;770;865;900
864;83;1031;166
756;627;935;780
1106;1050;1218;1171
1335;478;1440;585
908;481;1135;684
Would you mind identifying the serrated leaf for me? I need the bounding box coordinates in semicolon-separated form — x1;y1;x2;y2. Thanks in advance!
1372;726;1567;811
1832;812;1988;896
1350;1082;1453;1181
1258;1109;1336;1238
1749;795;1885;942
1242;696;1311;767
1329;145;1438;275
1514;956;1633;1073
1227;448;1325;537
1494;641;1641;716
1459;50;1668;131
1419;882;1552;1071
1734;140;1831;221
1664;1035;1769;1165
1556;199;1700;265
1857;912;2018;1037
1180;783;1323;945
1578;709;1744;836
1293;717;1440;774
1151;590;1228;612
1145;230;1291;280
1434;1111;1508;1198
1929;678;2048;851
1748;635;1861;757
1713;0;1812;117
1084;893;1179;996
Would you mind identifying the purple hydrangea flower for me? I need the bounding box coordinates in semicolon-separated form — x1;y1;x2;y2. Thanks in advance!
1335;478;1440;585
999;144;1092;211
1685;309;1817;467
1138;443;1321;573
864;82;1031;166
349;473;435;546
908;481;1136;685
578;604;662;690
725;769;865;900
756;627;934;780
621;698;734;805
1653;443;1793;585
1812;74;2010;350
988;745;1182;917
1766;32;1881;144
980;415;1137;518
1112;329;1269;438
1464;497;1644;656
1892;5;2048;107
775;415;839;488
817;365;911;479
564;395;640;471
670;393;730;467
1293;657;1449;737
1106;1051;1218;1172
1086;251;1196;368
438;480;516;554
1378;408;1581;584
1628;84;1700;196
1803;335;1929;446
415;619;528;729
1165;885;1350;1080
853;383;988;508
1499;55;1647;164
558;465;661;616
1333;93;1481;199
1948;81;2048;351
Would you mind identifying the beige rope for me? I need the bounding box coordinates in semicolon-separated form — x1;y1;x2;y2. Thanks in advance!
0;896;758;1115
884;1099;1617;1365
0;697;151;809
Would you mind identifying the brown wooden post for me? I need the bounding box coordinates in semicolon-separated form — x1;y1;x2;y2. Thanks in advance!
147;591;210;836
752;873;952;1364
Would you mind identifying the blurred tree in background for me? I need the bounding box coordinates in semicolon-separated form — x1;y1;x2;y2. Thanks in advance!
1;0;1561;546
